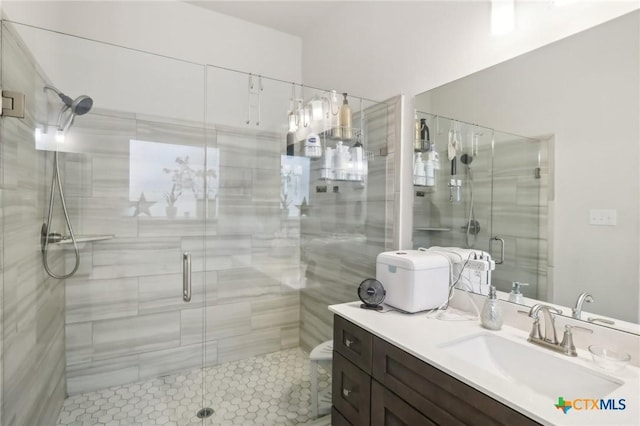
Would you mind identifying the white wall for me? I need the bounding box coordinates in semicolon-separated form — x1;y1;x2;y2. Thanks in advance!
1;0;302;121
301;0;640;249
2;0;301;81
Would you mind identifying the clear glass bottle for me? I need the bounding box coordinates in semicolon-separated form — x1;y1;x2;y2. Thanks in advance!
340;92;352;140
481;286;503;330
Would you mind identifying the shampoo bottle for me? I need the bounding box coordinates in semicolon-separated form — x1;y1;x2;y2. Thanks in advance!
420;118;430;151
340;93;352;140
481;286;503;330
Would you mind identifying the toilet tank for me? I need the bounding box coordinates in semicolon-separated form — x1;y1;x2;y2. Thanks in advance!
376;250;450;313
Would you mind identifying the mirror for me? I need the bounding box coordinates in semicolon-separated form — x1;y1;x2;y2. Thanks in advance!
413;11;639;332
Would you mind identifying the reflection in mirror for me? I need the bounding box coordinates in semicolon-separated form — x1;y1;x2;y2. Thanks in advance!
413;10;639;331
412;112;546;301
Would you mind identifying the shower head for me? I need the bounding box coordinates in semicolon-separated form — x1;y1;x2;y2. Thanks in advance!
460;153;473;165
44;85;93;131
69;95;93;116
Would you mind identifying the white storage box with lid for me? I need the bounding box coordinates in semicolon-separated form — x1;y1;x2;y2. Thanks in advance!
376;250;450;313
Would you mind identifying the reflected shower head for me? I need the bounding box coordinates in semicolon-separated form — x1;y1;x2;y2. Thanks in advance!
44;85;93;131
460;153;473;165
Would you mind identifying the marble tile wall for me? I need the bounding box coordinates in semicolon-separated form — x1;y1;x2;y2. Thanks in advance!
1;23;67;426
299;100;396;352
63;111;302;394
412;121;548;301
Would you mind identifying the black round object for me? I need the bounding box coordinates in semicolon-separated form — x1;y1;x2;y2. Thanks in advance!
358;278;386;309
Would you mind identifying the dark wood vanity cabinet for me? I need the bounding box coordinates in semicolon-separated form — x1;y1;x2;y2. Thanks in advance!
332;315;540;426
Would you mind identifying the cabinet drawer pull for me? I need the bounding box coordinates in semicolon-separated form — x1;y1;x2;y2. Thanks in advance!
345;338;354;348
342;388;353;397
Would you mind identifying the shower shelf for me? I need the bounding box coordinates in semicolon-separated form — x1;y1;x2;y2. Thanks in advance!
55;235;114;244
415;227;451;232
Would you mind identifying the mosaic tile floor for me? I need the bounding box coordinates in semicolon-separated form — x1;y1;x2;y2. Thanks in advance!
56;348;331;426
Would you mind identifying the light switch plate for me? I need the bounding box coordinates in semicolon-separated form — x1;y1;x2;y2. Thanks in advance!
589;209;617;226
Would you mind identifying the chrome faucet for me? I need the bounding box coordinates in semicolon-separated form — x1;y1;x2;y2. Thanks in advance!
572;292;593;319
519;304;593;357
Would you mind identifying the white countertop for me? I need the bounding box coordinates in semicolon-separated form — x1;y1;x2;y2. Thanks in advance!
329;302;640;426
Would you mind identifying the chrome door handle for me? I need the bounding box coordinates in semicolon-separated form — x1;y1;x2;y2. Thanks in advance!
183;252;191;302
491;236;505;265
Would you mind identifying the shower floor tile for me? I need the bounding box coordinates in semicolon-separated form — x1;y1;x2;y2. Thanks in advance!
56;348;331;426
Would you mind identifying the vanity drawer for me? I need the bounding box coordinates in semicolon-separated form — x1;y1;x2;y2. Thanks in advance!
334;315;373;374
331;406;352;426
371;379;436;426
332;350;371;426
372;336;539;426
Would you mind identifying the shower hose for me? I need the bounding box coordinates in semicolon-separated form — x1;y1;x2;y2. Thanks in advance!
41;150;80;279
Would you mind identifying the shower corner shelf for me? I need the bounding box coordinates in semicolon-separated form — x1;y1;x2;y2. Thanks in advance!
56;234;114;244
415;227;451;232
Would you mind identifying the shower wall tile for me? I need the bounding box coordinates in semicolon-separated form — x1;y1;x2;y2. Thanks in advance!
180;302;252;345
217;329;281;364
182;235;252;272
67;354;140;395
138;341;218;380
91;153;129;198
66;322;93;365
138;217;215;237
216;267;282;304
218;165;253;197
65;110;136;156
75;196;139;238
216;132;258;169
281;326;300;349
1;23;67;423
63;153;93;197
65;277;139;323
205;302;252;341
180;307;206;346
135;118;205;147
64;244;94;277
138;271;216;314
251;294;300;330
91;237;182;279
92;311;181;360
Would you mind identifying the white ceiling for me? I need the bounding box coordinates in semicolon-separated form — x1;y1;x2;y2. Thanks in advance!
186;1;344;37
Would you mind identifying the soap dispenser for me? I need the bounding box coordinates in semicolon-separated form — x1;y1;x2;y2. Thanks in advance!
508;282;529;304
481;286;503;330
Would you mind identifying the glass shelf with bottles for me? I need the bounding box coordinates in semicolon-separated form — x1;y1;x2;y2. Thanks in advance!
286;90;370;182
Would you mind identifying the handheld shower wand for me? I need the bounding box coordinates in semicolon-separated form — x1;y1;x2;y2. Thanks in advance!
460;153;480;248
41;85;94;279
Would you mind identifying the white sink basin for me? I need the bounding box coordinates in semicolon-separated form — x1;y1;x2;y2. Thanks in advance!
440;333;623;399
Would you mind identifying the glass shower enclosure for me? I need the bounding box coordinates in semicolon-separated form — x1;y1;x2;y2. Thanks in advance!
0;19;392;426
412;111;547;301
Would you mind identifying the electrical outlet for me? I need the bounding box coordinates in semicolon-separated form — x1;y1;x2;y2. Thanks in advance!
467;259;491;272
589;209;617;226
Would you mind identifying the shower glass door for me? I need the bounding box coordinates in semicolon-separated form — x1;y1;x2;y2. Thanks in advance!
2;21;213;425
412;112;544;300
490;131;545;300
